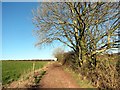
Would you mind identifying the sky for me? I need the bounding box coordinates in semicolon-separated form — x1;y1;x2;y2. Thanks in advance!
1;2;69;60
1;2;118;60
0;2;2;59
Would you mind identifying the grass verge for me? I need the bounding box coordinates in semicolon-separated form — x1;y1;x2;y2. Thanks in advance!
63;66;95;88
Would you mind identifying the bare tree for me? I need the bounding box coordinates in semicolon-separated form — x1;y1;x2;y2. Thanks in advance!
53;47;65;61
84;2;119;67
32;2;119;67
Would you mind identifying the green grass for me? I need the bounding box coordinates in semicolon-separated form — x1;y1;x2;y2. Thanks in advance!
64;67;95;88
2;60;48;85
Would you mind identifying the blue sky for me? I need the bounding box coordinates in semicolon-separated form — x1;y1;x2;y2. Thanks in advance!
0;2;2;59
1;2;69;60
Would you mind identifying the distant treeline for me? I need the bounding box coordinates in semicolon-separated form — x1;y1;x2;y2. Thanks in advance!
1;59;55;61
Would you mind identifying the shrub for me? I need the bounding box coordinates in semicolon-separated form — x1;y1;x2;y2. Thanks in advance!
62;51;77;68
79;55;120;89
62;51;120;89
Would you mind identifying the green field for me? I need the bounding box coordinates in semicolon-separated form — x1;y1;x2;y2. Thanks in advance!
2;60;48;85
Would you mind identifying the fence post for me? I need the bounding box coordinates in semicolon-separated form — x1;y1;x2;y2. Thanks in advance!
33;62;35;73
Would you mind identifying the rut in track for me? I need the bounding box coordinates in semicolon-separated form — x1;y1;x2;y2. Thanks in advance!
40;62;80;88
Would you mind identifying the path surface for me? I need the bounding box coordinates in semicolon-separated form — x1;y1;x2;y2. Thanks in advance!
40;62;80;88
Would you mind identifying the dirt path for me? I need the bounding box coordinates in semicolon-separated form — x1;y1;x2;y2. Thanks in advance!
4;62;80;88
40;62;80;88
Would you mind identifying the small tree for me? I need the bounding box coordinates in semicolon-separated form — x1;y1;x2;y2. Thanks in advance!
53;47;64;62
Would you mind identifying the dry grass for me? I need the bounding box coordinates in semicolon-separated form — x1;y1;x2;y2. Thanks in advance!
64;66;95;88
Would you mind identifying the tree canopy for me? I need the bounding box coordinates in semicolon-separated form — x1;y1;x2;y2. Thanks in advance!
32;2;119;67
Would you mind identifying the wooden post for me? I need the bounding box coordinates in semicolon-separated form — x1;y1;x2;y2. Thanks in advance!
33;62;35;73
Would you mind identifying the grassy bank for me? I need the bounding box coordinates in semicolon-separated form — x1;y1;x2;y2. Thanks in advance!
63;66;95;88
2;60;48;85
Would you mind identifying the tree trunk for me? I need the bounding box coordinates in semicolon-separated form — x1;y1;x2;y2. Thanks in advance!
75;46;82;67
93;54;97;67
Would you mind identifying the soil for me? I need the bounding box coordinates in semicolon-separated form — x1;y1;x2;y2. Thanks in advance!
40;62;80;88
3;62;80;88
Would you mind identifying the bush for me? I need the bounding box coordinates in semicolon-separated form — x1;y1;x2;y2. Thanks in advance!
62;51;78;69
62;51;120;89
79;55;120;89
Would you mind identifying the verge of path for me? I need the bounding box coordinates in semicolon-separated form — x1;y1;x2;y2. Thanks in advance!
40;62;80;88
3;62;52;88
